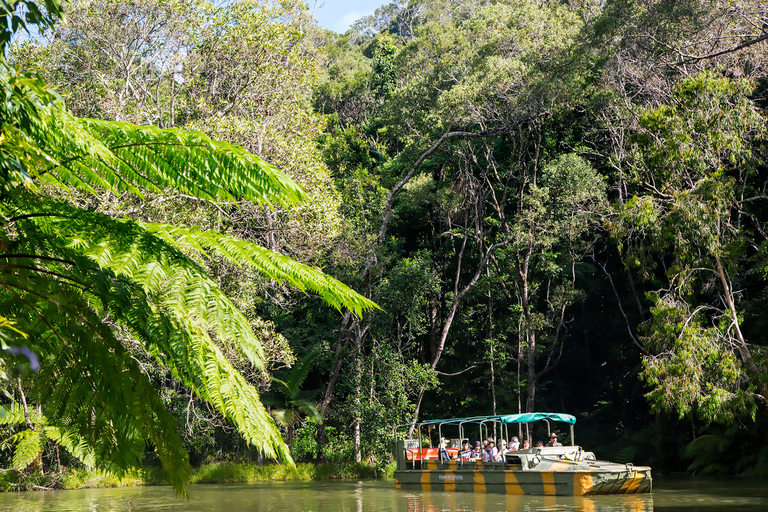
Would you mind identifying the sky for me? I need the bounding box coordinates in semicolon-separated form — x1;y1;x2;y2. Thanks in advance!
310;0;388;33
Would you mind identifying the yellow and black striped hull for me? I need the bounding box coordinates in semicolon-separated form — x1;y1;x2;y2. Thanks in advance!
394;461;652;496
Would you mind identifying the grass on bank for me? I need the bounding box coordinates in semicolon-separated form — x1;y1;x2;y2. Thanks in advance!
0;461;396;491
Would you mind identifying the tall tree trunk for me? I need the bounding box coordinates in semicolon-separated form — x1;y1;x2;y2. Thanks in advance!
525;331;537;413
488;272;496;416
408;235;510;434
519;245;535;413
317;311;352;462
517;322;523;438
331;131;500;440
714;250;768;405
352;325;363;463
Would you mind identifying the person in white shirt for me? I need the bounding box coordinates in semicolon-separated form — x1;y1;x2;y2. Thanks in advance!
498;439;508;460
483;440;497;462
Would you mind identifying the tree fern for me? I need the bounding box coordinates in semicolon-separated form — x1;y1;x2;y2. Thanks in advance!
684;425;747;475
8;429;44;470
0;403;95;471
1;2;376;494
261;347;323;454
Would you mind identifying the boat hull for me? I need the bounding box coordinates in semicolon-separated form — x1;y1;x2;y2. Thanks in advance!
394;461;652;496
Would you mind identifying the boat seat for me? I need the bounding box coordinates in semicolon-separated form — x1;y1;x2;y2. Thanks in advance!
405;447;459;461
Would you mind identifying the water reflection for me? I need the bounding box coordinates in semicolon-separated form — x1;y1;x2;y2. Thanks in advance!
401;489;653;512
0;478;765;512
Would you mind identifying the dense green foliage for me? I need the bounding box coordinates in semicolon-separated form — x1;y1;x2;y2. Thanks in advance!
4;0;768;491
0;0;374;494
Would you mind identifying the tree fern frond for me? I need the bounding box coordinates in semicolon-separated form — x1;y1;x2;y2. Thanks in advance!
2;208;293;468
283;347;321;397
0;259;192;495
2;45;367;493
44;426;96;468
5;195;267;369
116;297;292;463
142;223;379;317
9;429;44;471
0;402;39;426
24;102;306;207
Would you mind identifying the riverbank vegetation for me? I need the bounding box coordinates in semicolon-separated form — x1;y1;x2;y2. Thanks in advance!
0;460;391;491
2;0;768;493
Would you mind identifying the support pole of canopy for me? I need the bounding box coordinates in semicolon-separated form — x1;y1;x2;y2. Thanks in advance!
417;426;422;470
570;424;575;446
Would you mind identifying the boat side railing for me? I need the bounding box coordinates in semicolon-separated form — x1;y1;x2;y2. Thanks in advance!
404;447;419;470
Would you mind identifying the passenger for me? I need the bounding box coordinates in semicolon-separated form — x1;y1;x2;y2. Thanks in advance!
458;440;472;460
546;432;562;447
495;440;505;462
509;436;520;451
498;439;508;458
522;439;531;450
483;440;496;462
471;441;482;458
536;441;544;447
439;438;452;461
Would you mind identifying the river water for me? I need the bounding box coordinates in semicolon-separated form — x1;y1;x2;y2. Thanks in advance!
0;476;765;511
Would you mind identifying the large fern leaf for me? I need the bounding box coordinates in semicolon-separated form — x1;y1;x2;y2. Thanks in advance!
2;194;294;471
141;223;378;317
44;426;96;468
0;222;192;492
0;402;41;426
20;102;305;207
8;429;45;471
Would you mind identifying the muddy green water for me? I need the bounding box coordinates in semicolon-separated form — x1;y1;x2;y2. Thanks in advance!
0;476;765;512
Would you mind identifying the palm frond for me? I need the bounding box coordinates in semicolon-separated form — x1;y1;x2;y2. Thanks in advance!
288;398;322;424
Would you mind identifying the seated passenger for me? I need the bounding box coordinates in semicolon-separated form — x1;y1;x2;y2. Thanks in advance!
522;439;531;450
498;439;508;460
458;440;472;460
471;441;481;458
509;436;520;451
439;438;452;461
483;440;497;462
546;433;562;447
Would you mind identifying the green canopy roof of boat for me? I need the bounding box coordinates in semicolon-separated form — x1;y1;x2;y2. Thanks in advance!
400;412;576;428
499;412;576;424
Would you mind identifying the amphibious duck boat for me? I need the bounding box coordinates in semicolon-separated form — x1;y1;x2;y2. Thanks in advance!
394;412;652;496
